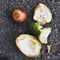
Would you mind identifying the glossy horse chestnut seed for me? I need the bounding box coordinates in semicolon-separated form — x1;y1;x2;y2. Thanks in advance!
12;8;27;23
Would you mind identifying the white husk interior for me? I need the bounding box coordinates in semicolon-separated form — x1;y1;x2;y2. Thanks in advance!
33;3;52;25
40;28;51;44
16;35;41;57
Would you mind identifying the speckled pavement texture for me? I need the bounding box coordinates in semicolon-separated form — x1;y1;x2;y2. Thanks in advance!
0;0;60;60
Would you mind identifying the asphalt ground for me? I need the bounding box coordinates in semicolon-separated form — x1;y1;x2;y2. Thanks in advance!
0;0;60;60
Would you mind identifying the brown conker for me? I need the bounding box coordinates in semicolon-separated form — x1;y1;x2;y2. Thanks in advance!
12;8;27;23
